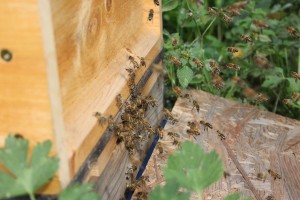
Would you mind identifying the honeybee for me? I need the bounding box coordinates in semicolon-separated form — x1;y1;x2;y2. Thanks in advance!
223;171;231;178
116;94;123;108
172;38;178;46
243;87;256;98
266;195;275;200
253;55;271;68
156;142;164;154
287;26;300;39
148;9;154;21
94;112;107;126
282;98;292;106
232;1;248;9
254;93;268;103
240;34;252;42
291;72;300;82
182;93;192;102
172;138;181;147
163;108;177;124
257;172;267;182
172;86;182;97
200;120;213;131
226;6;241;16
14;133;24;139
129;56;140;69
169;55;182;66
121;113;133;123
253;20;269;29
220;13;232;24
140;57;146;67
227;63;240;70
167;132;180;138
186;128;200;136
187;121;197;129
291;92;300;102
268;169;281;180
157;126;164;139
144;95;158;107
192;100;200;112
154;0;159;6
212;76;225;90
227;47;239;53
210;61;220;77
116;133;125;144
207;7;218;16
192;58;204;68
216;130;226;140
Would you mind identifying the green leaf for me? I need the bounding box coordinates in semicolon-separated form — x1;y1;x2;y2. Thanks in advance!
162;0;179;12
59;183;100;200
149;181;190;200
287;78;300;92
164;141;223;194
177;66;194;88
224;193;240;200
0;135;59;199
262;75;284;88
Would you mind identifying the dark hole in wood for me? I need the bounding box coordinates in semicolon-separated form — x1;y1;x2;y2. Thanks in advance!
1;49;13;62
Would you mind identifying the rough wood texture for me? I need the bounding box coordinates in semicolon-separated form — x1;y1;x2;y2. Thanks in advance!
143;89;300;200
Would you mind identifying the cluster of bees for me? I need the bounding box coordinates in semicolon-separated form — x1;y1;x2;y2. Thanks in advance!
255;169;282;199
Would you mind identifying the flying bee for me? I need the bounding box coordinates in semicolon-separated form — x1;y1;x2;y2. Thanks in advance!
227;47;239;53
210;61;220;77
169;55;182;66
287;26;300;39
268;169;281;180
140;57;146;67
257;172;267;182
192;58;204;68
129;56;140;69
200;120;213;131
192;100;200;112
216;130;226;140
282;98;292;106
172;86;182;97
253;20;269;29
226;6;241;16
291;92;300;102
156;142;164;154
153;0;159;6
94;112;107;126
291;72;300;82
167;132;180;139
148;9;154;21
232;1;248;9
220;13;232;24
227;63;240;70
207;7;218;16
157;126;164;139
116;94;123;108
255;93;268;103
172;38;178;46
212;76;225;90
240;34;252;42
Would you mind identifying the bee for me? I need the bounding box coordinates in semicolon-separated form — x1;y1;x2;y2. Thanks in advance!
172;86;182;97
240;34;252;42
94;112;107;126
121;113;133;123
257;172;267;182
266;195;275;200
216;130;226;140
136;191;148;200
14;133;24;139
187;121;197;129
220;13;232;24
144;95;158;107
127;164;138;174
287;26;300;39
169;55;182;66
192;100;200;112
116;133;125;144
154;0;159;6
192;58;204;68
186;128;200;136
226;6;241;16
243;87;256;98
207;7;218;16
212;76;225;90
268;169;281;180
163;108;177;124
282;98;292;106
156;142;164;154
227;47;239;53
223;171;231;178
253;20;269;29
172;38;178;46
291;92;300;102
148;9;154;21
172;138;181;147
157;126;164;139
291;72;300;82
182;93;191;102
200;120;213;131
140;57;146;67
232;1;248;9
116;94;123;108
255;93;268;103
253;55;271;68
167;132;180;138
227;63;240;70
129;56;140;69
210;61;220;77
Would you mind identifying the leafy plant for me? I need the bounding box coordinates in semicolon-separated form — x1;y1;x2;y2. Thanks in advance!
0;135;99;200
149;141;251;200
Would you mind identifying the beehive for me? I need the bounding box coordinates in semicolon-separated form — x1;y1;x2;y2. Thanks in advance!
0;0;163;196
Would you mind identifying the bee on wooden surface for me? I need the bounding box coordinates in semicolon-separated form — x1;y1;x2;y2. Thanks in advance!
192;100;200;112
226;6;241;16
255;93;268;103
192;58;204;68
212;76;225;90
94;112;107;126
291;92;300;102
148;9;154;21
172;138;181;147
200;120;213;131
253;20;269;29
287;26;300;39
156;142;164;154
216;130;226;140
153;0;159;6
14;133;24;139
172;86;182;97
187;121;197;129
291;72;300;82
169;55;182;66
157;126;164;139
182;93;192;102
266;195;275;200
121;113;133;123
116;134;125;144
257;172;267;182
223;171;231;178
129;56;140;69
167;132;180;139
187;121;200;135
232;1;248;9
136;191;148;200
227;47;239;53
127;164;138;174
240;34;252;42
268;169;281;180
207;7;218;16
116;94;123;108
253;55;271;68
144;95;158;107
139;57;146;67
220;13;232;24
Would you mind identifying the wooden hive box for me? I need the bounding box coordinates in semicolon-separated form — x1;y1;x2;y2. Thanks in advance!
0;0;163;197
